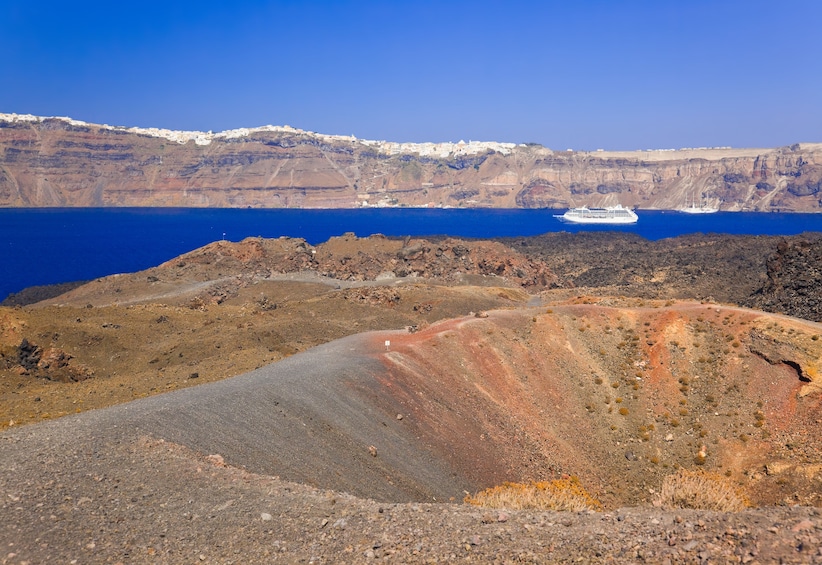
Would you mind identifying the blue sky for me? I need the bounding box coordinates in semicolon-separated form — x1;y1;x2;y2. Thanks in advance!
2;0;820;150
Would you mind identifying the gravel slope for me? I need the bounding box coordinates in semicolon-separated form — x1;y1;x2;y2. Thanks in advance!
2;424;821;563
1;330;470;503
2;327;822;563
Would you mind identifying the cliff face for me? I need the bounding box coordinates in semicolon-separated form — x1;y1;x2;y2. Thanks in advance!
1;114;821;210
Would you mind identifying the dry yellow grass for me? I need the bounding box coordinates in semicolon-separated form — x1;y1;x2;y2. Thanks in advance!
464;477;602;512
654;469;750;511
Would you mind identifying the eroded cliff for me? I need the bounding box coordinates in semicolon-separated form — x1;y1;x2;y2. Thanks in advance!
1;113;821;211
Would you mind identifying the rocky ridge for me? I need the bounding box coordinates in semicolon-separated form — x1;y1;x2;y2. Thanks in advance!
2;113;821;211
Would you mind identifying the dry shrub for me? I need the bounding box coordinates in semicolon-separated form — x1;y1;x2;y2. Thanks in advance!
464;477;602;512
655;469;749;511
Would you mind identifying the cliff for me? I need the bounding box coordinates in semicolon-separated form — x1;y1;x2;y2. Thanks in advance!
1;113;821;211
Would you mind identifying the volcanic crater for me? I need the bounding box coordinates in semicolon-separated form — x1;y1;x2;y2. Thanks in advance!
2;231;822;563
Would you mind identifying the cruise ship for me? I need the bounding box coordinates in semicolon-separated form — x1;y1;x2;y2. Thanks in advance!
554;205;638;224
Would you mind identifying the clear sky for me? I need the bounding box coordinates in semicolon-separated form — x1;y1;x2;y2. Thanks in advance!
2;0;820;151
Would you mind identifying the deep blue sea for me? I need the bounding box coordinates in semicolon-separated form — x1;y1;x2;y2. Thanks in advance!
1;207;821;301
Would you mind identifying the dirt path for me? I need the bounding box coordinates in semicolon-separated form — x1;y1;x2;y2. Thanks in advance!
1;330;467;503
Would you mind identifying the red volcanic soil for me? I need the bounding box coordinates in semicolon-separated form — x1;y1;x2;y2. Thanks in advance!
366;302;822;508
1;233;822;562
2;300;821;564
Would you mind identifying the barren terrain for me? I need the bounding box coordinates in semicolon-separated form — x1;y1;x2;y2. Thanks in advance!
1;232;822;563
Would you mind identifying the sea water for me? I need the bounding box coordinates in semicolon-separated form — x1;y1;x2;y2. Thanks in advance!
1;207;820;301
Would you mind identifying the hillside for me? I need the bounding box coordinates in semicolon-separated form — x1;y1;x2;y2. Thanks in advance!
1;232;821;563
2;231;821;430
2;113;822;211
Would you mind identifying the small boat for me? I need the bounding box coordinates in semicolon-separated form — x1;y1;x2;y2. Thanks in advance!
679;193;718;214
554;205;638;224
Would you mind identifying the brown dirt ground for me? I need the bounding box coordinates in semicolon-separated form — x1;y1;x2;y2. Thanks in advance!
2;233;822;563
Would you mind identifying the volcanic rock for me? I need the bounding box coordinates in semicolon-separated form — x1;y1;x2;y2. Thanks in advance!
747;236;822;321
2;113;822;211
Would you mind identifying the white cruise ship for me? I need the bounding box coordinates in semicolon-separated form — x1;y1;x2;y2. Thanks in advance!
554;205;638;224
